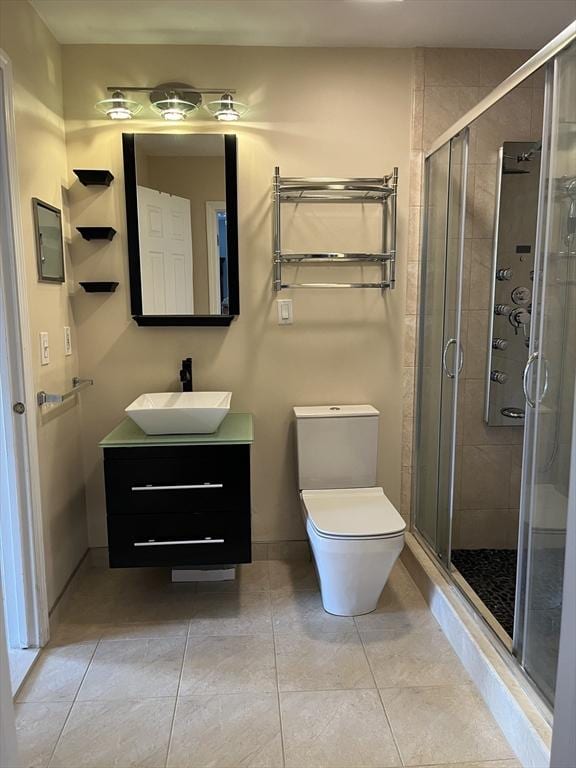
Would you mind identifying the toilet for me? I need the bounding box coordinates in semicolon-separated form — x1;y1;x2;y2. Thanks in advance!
294;404;406;616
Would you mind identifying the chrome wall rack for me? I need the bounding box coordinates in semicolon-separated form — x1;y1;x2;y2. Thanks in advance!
272;167;398;292
37;377;94;407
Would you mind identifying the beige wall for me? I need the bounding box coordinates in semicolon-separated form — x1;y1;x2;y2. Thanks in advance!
0;1;88;608
404;48;542;548
61;44;413;547
146;155;226;314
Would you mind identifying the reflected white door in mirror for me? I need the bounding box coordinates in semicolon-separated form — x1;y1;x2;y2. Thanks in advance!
138;186;194;315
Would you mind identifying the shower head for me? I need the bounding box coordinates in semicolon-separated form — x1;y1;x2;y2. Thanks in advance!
502;153;531;174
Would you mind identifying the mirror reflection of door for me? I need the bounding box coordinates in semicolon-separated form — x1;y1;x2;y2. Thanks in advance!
133;134;227;316
137;186;194;315
206;202;228;314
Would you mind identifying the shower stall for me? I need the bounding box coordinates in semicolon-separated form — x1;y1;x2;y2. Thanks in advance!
413;29;576;708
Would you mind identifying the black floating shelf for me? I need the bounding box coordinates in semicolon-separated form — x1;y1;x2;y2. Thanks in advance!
73;169;114;187
77;226;117;241
79;281;119;293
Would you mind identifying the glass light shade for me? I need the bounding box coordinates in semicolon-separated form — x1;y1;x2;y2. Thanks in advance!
205;93;248;121
151;96;199;121
95;91;142;120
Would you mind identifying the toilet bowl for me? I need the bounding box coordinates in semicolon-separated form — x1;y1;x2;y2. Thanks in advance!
294;405;406;616
300;487;405;615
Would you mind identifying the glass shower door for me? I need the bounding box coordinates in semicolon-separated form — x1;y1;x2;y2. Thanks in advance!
517;42;576;705
414;132;468;564
414;144;450;552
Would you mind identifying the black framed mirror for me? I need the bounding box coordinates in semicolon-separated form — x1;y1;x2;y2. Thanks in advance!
33;198;65;283
122;133;239;326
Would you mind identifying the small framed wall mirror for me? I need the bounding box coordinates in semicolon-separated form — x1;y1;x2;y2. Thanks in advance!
33;198;65;283
122;133;239;326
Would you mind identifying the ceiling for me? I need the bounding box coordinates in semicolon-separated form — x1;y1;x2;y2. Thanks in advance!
30;0;576;49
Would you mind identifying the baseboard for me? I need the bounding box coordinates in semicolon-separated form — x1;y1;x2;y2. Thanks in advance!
402;532;551;768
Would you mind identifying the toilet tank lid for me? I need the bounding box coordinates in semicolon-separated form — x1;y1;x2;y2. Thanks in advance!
294;405;379;418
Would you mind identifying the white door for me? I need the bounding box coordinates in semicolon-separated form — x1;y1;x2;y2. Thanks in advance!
0;49;49;680
137;186;194;315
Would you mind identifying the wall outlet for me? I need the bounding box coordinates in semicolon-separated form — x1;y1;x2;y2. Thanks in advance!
277;299;293;325
39;332;50;365
64;326;72;356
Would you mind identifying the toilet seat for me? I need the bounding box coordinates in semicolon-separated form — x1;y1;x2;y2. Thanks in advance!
301;487;406;540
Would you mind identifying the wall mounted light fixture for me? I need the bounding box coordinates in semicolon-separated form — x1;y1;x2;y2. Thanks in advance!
95;90;142;120
205;92;249;122
95;83;249;121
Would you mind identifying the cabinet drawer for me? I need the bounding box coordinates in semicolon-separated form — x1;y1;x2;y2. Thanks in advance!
107;512;251;568
104;445;250;515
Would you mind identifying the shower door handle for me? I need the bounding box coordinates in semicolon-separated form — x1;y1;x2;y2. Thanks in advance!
523;351;549;408
442;338;463;379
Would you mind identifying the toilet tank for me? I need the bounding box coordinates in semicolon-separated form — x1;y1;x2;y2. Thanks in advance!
294;405;379;490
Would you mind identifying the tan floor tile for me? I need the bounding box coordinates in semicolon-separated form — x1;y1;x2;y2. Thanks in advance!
17;644;96;703
180;634;276;695
188;592;273;636
380;684;514;766
272;590;355;633
99;621;188;641
353;566;435;633
119;583;198;623
77;637;185;701
422;761;521;768
267;541;310;561
195;561;271;593
276;628;374;691
48;623;105;647
361;626;471;688
16;703;71;768
269;560;318;592
281;689;401;768
49;699;174;768
167;693;283;768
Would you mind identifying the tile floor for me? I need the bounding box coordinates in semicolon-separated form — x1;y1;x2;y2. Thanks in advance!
15;558;521;768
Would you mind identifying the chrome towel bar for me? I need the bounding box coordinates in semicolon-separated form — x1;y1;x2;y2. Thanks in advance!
37;377;94;407
272;166;398;292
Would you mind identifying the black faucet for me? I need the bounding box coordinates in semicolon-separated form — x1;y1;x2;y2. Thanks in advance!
179;357;193;392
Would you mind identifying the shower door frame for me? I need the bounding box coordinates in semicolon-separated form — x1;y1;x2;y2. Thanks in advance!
412;21;576;709
413;132;468;567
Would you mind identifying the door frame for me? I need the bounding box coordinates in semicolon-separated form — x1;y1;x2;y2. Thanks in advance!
205;200;226;314
0;48;49;648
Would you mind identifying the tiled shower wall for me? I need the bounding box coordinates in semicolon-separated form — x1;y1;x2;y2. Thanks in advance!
403;48;544;548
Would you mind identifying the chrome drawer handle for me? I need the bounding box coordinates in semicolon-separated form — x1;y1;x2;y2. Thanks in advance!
131;483;223;492
133;538;225;547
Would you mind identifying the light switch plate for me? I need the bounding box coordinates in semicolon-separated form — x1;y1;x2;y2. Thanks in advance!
64;326;72;356
277;299;293;325
40;332;50;365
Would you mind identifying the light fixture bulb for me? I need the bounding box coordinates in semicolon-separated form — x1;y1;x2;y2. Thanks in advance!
162;108;186;121
95;90;142;120
109;107;132;120
151;88;199;121
206;93;248;121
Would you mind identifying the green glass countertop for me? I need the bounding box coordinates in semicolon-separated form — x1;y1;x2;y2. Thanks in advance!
100;413;254;448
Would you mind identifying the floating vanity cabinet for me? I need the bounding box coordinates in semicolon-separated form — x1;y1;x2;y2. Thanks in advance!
100;413;253;568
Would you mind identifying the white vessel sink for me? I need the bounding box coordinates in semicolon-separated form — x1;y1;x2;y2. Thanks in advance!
125;392;232;435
